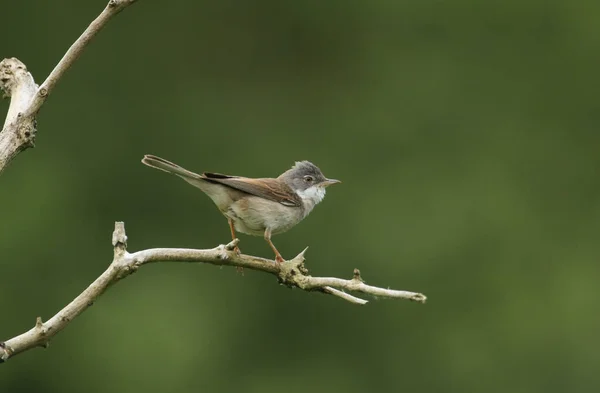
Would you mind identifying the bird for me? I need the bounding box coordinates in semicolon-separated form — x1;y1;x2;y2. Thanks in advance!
141;154;340;262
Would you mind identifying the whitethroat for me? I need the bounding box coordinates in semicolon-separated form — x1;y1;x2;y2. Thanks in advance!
141;155;340;262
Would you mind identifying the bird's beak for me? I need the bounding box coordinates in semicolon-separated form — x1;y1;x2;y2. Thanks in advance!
321;178;341;187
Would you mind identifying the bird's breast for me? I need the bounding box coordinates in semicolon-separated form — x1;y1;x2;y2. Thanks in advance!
225;196;304;236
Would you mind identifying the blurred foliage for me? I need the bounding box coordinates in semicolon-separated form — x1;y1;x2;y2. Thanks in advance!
2;0;600;392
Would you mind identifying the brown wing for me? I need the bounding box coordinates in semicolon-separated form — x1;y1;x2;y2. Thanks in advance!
202;173;301;207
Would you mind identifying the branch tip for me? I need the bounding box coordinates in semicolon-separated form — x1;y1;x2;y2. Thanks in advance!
0;58;32;96
287;248;309;274
353;268;363;282
295;246;309;261
0;342;12;362
112;222;127;246
35;316;43;329
225;238;240;251
412;294;427;304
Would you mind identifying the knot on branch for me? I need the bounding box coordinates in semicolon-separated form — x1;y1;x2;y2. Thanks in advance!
216;238;240;260
277;247;310;288
0;341;13;362
111;222;141;279
114;263;138;280
16;120;37;147
34;317;50;348
353;268;363;282
224;238;240;251
107;0;138;11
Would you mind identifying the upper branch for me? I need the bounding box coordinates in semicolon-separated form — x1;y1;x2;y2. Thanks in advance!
24;0;139;117
0;222;427;363
0;0;139;173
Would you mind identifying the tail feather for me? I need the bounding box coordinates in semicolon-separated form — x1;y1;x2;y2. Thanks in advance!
141;154;203;180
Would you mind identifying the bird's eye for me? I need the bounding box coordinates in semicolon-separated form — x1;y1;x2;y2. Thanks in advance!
304;175;314;183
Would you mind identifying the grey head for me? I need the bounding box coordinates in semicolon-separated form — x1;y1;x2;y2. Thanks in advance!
278;161;340;207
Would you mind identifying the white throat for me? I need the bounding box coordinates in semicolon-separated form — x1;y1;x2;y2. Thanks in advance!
296;186;326;214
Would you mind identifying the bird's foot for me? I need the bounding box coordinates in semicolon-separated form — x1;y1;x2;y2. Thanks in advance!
275;255;285;263
229;245;242;274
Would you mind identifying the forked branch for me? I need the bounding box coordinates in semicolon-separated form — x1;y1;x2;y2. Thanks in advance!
0;0;138;173
0;222;426;363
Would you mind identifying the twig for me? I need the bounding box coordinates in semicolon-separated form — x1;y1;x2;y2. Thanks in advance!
0;222;427;363
25;0;139;117
300;275;427;303
0;0;138;173
321;287;368;305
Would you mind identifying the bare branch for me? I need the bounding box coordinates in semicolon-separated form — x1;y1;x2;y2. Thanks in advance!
298;274;428;303
0;58;38;170
0;222;426;363
25;0;139;117
0;0;138;173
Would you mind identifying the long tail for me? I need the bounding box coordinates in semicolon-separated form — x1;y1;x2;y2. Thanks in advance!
141;154;203;180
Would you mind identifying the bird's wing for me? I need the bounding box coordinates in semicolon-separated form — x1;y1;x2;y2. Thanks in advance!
202;173;301;207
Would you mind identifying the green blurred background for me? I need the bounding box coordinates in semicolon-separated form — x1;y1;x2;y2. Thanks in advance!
2;0;599;392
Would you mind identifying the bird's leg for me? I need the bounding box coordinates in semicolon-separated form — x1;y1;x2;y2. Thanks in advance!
264;228;285;263
228;218;244;275
228;218;241;255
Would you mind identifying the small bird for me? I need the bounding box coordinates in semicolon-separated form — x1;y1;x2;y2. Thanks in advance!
141;155;340;262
